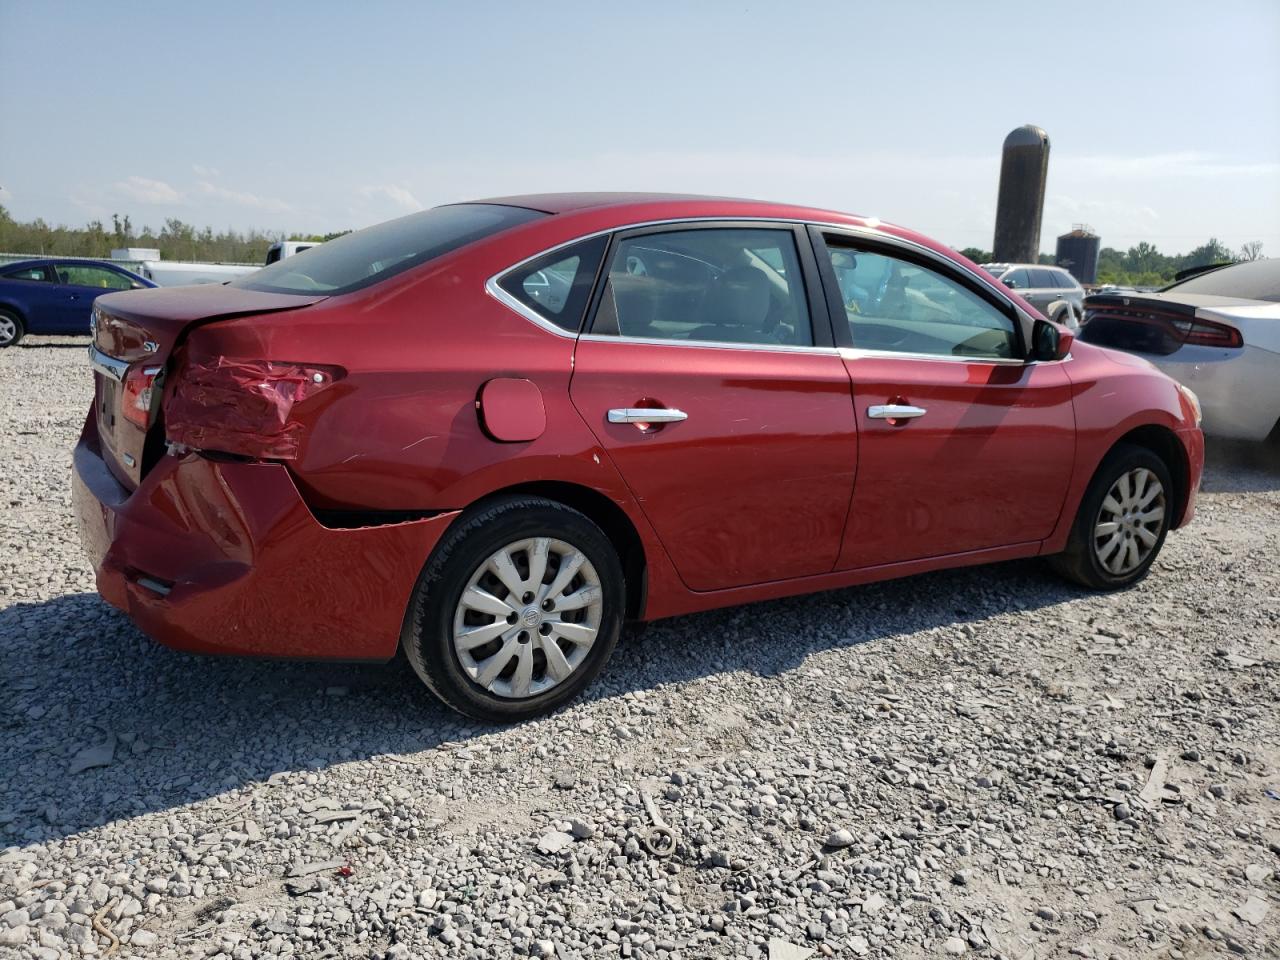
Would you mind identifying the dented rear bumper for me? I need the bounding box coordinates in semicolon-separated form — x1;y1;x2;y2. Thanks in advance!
72;413;457;660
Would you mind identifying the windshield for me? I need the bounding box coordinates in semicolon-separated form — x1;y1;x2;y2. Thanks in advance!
1162;259;1280;302
234;203;546;296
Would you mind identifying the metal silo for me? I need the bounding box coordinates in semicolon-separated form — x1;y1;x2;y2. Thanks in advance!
992;124;1050;264
1056;225;1100;284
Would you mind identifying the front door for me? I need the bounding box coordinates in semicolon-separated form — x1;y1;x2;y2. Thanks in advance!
813;232;1076;569
52;263;135;331
569;223;857;592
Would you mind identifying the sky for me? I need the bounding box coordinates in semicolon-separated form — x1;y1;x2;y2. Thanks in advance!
2;0;1277;256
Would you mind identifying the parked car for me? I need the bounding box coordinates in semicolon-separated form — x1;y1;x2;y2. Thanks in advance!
981;263;1084;328
0;258;156;346
1079;258;1280;441
73;194;1203;721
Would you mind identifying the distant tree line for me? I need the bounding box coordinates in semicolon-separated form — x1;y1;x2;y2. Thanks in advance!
957;237;1264;287
1;204;1263;284
0;205;350;264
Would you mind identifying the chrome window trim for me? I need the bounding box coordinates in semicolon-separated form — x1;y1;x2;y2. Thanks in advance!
88;344;129;381
485;216;1028;352
839;347;1071;366
579;333;839;356
840;346;1026;366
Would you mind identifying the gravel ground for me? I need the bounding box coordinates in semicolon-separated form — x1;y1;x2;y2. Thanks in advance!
2;336;1278;960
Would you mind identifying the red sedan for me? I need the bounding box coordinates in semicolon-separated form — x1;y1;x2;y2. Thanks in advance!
73;194;1204;720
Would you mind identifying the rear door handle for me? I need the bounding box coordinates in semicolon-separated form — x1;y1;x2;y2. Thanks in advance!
608;408;688;424
868;404;927;420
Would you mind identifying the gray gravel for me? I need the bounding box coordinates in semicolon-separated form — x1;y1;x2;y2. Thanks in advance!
2;336;1278;959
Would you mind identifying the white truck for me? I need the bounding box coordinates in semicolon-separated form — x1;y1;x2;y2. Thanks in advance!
110;248;258;287
265;240;319;265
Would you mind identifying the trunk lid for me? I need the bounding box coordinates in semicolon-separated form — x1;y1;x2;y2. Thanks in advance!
90;285;325;490
1080;292;1251;356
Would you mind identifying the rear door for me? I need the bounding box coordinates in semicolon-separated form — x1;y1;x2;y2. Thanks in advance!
812;230;1075;568
1023;268;1063;315
567;222;858;591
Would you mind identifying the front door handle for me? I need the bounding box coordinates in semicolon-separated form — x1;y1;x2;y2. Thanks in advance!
608;408;688;424
868;404;927;420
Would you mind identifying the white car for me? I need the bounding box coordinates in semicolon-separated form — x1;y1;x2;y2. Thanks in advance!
1079;259;1280;441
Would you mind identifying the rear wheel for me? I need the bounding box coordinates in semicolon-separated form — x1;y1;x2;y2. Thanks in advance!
0;309;24;347
403;496;624;722
1049;444;1173;589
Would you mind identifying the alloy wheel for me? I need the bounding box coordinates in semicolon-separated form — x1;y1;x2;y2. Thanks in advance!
451;537;603;700
0;316;16;346
1092;467;1165;575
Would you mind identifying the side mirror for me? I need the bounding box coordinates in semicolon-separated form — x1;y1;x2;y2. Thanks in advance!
1031;317;1073;362
1002;277;1017;289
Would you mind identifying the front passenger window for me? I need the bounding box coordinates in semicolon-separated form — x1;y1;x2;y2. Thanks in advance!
825;245;1019;360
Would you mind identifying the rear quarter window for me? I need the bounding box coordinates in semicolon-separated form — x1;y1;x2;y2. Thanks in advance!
235;203;546;296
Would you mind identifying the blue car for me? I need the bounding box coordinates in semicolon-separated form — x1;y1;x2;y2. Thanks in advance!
0;258;156;346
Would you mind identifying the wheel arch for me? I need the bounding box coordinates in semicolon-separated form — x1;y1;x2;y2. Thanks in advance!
1107;423;1190;527
0;299;28;322
466;480;648;621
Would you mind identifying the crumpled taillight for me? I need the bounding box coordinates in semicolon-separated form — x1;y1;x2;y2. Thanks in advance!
164;355;345;459
121;364;163;428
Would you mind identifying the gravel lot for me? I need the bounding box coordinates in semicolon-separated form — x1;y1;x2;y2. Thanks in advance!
2;337;1278;960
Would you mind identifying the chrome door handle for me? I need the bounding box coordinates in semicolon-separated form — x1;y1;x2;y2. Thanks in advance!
868;404;927;420
608;408;688;424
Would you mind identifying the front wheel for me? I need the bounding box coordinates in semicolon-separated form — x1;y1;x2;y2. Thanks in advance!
402;496;625;722
1049;444;1173;590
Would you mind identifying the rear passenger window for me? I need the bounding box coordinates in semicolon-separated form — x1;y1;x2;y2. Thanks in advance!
590;228;813;347
1051;270;1077;288
497;236;607;332
2;265;50;282
824;244;1019;359
1027;268;1058;288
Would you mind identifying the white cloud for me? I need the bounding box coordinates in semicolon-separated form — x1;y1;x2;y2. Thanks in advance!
196;180;292;213
358;184;424;212
192;163;221;178
113;176;184;205
0;184;12;202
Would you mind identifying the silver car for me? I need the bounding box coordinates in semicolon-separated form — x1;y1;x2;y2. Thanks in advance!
1079;259;1280;442
982;263;1084;328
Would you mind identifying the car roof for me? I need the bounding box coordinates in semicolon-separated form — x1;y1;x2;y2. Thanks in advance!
2;257;132;269
983;262;1066;271
471;191;873;226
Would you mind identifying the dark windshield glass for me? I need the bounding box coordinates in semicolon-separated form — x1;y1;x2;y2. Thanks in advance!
234;203;546;295
1163;259;1280;302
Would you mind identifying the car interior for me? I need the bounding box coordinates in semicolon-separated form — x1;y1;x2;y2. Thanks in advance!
590;230;812;346
830;248;1018;359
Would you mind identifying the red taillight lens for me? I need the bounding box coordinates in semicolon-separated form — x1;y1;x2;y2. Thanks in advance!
121;365;162;428
1170;318;1243;348
164;356;345;459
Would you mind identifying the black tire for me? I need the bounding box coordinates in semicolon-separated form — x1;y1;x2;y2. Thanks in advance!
1049;443;1173;590
402;495;625;722
0;309;25;348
